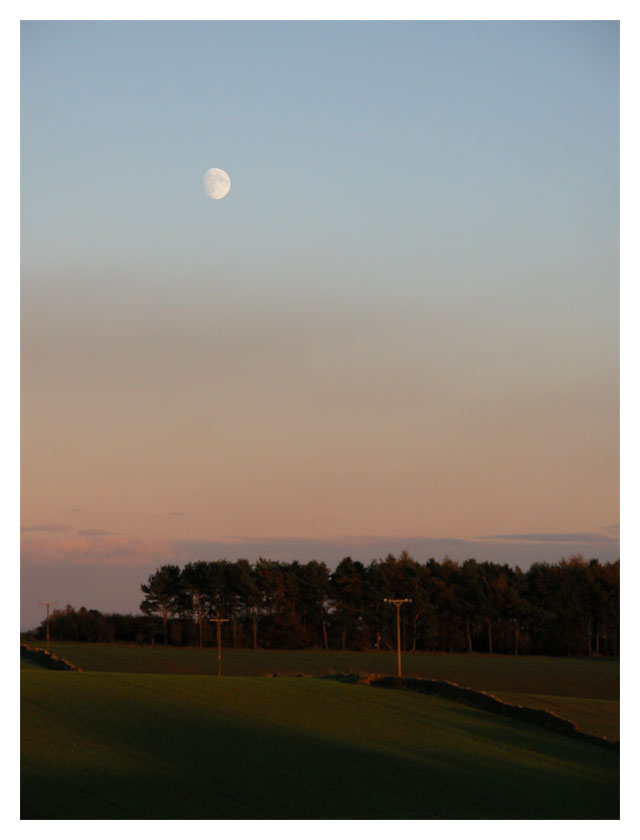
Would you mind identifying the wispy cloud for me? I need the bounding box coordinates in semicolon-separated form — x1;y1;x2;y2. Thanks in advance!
481;532;619;544
21;531;621;573
21;535;177;567
76;528;122;537
218;534;473;547
174;536;491;564
21;523;70;533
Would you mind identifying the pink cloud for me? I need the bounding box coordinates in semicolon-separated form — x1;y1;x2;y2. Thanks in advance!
20;535;179;567
21;523;70;533
76;528;121;536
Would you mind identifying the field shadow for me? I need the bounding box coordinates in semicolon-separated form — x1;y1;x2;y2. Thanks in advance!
21;675;619;820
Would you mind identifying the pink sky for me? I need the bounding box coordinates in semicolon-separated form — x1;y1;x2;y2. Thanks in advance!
20;22;619;630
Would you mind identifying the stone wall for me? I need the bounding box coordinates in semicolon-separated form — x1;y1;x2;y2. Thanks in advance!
20;644;82;672
323;672;618;750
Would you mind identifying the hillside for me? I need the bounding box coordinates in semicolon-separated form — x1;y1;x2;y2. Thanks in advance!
21;671;619;819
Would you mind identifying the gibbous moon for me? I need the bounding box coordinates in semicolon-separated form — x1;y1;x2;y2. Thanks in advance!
203;167;231;200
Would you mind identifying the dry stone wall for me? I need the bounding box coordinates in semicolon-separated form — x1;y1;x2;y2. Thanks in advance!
20;644;82;672
323;672;618;750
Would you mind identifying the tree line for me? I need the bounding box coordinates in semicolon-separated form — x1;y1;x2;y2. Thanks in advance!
31;553;619;656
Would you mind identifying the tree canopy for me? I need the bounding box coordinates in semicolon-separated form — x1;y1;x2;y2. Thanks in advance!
32;554;619;656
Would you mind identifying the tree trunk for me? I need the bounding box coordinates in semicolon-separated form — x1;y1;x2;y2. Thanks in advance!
587;618;592;657
162;605;168;645
252;614;258;650
596;622;600;655
412;614;418;653
514;625;519;656
466;616;473;653
233;615;237;649
322;620;328;650
487;619;492;655
341;628;346;651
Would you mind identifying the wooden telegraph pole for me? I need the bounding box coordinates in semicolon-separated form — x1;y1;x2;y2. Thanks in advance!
384;598;411;677
208;615;229;676
38;601;56;651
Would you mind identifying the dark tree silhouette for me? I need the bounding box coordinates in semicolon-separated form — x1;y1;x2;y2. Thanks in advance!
33;555;619;657
140;564;182;644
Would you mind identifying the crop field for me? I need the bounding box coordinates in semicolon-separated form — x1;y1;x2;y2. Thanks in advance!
36;643;619;740
496;693;620;743
19;656;48;670
21;669;618;819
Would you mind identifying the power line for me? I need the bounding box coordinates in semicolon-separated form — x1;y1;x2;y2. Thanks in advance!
384;598;412;677
38;601;57;651
208;615;229;676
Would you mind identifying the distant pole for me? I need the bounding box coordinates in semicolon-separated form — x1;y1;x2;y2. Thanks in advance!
38;601;56;651
209;615;229;676
384;598;411;677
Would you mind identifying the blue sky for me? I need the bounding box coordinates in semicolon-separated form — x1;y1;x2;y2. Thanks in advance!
22;21;618;293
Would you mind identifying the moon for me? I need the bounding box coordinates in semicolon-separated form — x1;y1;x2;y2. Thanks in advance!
203;168;231;200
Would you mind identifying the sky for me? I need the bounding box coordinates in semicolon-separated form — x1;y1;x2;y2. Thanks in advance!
20;20;619;629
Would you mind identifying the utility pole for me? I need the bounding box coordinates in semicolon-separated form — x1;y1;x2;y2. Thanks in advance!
384;598;411;677
208;615;229;676
38;601;57;652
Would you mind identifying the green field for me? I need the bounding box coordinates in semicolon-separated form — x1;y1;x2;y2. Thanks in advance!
34;643;619;740
19;656;49;670
497;693;620;743
21;670;619;819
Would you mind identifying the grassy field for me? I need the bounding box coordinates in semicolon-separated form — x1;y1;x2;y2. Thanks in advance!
34;643;619;740
497;693;620;743
21;670;619;819
19;656;49;670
